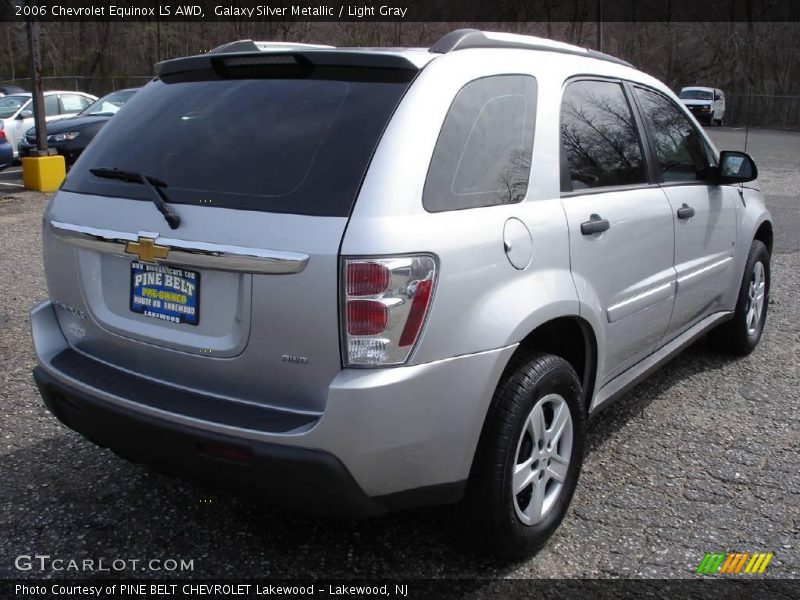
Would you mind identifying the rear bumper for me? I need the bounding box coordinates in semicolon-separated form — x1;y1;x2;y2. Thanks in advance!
0;146;12;169
34;366;393;517
31;301;515;517
687;108;714;123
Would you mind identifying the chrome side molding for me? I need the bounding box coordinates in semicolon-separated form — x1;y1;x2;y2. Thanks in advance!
606;281;675;324
676;256;733;291
49;221;309;275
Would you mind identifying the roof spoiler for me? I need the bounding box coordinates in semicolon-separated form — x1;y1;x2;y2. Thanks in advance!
156;51;421;80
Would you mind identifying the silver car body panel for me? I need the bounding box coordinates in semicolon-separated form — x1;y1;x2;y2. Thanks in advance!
591;310;732;413
43;191;347;412
32;41;772;499
32;300;515;496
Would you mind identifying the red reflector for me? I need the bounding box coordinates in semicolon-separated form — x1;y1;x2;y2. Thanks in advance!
0;129;6;141
197;443;251;463
399;279;433;347
347;262;390;296
347;300;388;336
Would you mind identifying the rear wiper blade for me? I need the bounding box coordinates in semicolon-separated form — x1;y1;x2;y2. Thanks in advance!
89;167;181;230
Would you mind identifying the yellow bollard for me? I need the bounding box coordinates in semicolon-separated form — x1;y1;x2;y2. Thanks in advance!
22;155;66;192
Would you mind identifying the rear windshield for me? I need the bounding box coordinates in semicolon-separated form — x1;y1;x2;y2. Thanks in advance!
64;74;411;216
679;90;713;100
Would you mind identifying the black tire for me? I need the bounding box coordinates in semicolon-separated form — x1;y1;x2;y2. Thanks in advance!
463;352;586;559
709;239;770;355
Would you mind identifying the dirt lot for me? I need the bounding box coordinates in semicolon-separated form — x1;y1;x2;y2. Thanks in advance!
0;128;797;580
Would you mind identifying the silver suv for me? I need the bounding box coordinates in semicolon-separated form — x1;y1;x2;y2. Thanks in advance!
31;30;772;558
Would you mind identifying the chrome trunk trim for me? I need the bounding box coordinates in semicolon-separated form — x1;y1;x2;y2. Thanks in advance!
49;220;309;274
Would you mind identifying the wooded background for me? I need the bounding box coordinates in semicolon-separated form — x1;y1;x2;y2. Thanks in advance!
2;21;799;128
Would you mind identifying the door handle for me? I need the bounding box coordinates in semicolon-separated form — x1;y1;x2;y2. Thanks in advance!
580;214;610;235
677;203;696;219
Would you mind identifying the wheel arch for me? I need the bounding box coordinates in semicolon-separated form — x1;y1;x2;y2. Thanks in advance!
754;219;773;255
506;316;599;413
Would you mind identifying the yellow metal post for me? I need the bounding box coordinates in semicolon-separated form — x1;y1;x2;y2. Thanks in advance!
22;155;66;192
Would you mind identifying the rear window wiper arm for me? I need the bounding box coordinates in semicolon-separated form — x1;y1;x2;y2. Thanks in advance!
89;167;182;230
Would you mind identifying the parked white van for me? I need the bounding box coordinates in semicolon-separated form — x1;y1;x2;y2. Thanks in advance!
679;86;726;126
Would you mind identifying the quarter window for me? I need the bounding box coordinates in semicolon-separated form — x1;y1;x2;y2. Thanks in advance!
60;94;90;113
634;87;715;183
423;75;536;212
560;79;647;192
44;95;59;117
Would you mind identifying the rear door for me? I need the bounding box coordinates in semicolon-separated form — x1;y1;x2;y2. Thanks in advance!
9;96;60;151
45;58;415;413
632;86;737;340
560;78;676;385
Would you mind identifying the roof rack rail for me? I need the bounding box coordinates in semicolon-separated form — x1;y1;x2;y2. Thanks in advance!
210;39;335;54
429;29;633;69
210;40;260;54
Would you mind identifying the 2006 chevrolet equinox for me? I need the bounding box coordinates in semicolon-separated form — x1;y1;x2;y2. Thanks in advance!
31;29;773;558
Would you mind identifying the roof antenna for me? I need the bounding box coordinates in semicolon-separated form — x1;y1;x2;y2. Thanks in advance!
743;88;750;154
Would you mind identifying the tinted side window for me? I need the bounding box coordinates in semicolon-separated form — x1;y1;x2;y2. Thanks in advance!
44;95;59;117
560;80;647;192
634;87;714;183
423;75;536;212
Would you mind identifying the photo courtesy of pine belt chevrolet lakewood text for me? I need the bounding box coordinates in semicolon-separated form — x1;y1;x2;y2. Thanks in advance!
30;29;773;559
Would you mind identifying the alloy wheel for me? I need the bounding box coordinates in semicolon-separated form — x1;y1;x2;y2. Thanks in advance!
512;393;573;526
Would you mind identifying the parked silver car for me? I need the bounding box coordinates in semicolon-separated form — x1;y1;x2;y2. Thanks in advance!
31;30;772;558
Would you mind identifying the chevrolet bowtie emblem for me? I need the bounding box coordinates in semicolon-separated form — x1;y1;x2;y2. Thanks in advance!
124;237;170;263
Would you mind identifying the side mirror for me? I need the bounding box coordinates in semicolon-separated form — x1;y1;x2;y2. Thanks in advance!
19;109;33;119
712;151;758;184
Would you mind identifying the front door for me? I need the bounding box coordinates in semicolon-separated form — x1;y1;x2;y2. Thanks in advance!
632;86;738;340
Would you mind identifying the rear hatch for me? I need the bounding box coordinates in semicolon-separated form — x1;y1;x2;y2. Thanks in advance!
44;50;417;414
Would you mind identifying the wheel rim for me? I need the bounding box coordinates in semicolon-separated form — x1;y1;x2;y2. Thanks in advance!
746;261;766;337
512;393;573;526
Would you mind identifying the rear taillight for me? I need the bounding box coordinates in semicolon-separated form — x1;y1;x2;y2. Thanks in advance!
347;300;388;336
398;279;433;347
0;127;5;142
347;262;390;296
341;256;437;366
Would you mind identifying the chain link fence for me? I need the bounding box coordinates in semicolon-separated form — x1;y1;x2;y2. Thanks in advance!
712;94;800;130
2;76;799;130
0;76;153;97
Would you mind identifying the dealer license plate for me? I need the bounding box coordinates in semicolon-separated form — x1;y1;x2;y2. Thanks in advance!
130;262;200;326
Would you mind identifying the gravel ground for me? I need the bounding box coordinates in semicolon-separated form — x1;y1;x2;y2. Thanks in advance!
0;128;798;581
